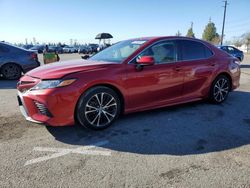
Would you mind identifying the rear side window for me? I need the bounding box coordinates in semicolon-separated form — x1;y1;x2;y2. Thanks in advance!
0;45;10;53
228;46;237;53
221;46;227;51
180;40;213;61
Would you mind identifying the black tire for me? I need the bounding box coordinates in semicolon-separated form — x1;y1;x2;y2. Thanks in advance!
1;63;22;80
209;75;231;104
76;86;121;130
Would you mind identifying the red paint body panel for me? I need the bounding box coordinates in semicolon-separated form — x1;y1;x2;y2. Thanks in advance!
17;37;240;126
125;63;183;112
26;59;118;79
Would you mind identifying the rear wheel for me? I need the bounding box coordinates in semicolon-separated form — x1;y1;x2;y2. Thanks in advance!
209;75;230;104
1;63;22;80
76;86;121;130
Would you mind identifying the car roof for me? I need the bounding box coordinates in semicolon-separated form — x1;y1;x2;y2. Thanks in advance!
129;36;211;43
0;41;30;51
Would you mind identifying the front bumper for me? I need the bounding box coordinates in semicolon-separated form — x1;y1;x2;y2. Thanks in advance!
17;91;43;124
17;87;78;126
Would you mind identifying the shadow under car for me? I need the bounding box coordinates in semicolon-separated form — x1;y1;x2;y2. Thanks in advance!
46;90;250;156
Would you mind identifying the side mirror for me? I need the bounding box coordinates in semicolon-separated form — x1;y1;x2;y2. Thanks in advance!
136;56;155;66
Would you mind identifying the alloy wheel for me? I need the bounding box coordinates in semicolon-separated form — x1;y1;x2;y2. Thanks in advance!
2;64;21;79
84;92;118;127
213;77;229;103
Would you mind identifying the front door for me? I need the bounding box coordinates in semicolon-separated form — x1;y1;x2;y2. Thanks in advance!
125;40;184;112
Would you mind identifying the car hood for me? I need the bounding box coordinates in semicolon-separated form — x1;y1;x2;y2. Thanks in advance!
26;59;117;79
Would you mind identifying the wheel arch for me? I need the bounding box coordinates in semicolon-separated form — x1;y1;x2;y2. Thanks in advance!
93;83;125;114
214;72;233;91
0;62;24;73
74;83;126;125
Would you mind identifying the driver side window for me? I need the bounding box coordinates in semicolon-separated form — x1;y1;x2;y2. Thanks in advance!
137;41;177;64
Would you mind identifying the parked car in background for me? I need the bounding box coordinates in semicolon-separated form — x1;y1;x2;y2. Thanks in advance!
0;42;40;79
97;43;111;52
88;43;99;53
29;45;45;54
62;46;77;53
22;44;34;50
48;46;63;54
218;45;244;61
17;37;240;130
78;46;91;54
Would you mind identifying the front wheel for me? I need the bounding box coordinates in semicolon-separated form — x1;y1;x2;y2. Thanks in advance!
76;86;121;130
209;75;230;104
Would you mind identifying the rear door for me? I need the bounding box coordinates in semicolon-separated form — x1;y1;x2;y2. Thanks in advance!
176;39;215;99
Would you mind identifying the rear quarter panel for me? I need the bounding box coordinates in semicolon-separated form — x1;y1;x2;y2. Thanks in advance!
208;50;240;93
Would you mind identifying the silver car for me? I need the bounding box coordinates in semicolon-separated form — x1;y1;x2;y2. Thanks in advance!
62;46;77;53
0;42;40;79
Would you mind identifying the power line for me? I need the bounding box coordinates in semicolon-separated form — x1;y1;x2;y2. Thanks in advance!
226;22;250;29
217;20;250;28
226;28;250;34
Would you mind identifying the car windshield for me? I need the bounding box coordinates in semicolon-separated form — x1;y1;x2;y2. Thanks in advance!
89;39;148;63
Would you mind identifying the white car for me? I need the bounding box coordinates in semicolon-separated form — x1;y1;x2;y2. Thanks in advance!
62;46;77;53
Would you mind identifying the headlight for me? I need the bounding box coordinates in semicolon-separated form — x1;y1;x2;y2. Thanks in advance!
31;79;76;90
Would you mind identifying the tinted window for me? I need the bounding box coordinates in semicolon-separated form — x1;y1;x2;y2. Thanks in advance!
90;39;148;63
221;46;227;51
137;41;177;64
180;40;213;61
228;46;237;53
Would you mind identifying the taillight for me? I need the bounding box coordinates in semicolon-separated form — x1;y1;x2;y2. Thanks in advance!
31;53;37;60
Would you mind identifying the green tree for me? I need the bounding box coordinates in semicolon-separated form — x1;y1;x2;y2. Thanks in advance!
186;22;195;38
176;30;181;36
212;35;221;45
202;19;220;44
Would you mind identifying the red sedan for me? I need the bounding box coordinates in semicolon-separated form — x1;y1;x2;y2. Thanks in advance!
17;37;240;130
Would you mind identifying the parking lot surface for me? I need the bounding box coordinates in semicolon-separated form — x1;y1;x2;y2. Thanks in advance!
0;54;250;187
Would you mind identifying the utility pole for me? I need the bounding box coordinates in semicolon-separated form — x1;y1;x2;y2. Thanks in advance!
221;0;228;45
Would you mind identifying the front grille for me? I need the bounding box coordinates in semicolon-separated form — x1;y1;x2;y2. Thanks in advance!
34;101;53;117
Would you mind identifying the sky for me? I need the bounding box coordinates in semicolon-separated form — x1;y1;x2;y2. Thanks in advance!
0;0;249;44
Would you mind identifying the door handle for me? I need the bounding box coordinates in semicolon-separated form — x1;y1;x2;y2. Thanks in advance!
210;63;216;67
